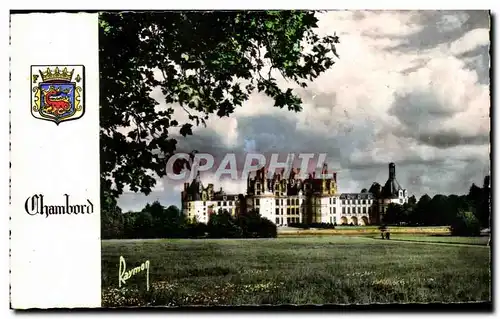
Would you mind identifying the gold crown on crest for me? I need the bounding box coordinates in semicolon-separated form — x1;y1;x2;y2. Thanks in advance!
39;67;74;82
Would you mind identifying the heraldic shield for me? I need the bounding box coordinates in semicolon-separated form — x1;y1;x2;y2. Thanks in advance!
31;65;85;125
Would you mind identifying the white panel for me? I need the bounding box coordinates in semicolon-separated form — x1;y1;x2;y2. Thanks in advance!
10;13;100;308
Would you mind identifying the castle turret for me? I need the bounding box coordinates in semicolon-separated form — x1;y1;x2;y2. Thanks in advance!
389;162;396;180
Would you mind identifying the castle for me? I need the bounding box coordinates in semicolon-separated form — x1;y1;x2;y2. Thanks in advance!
181;162;409;226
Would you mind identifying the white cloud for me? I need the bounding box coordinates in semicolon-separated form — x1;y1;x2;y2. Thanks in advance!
450;28;490;55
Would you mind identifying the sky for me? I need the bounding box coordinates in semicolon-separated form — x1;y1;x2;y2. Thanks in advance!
117;10;491;212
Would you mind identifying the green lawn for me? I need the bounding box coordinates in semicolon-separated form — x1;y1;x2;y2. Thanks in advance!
102;236;491;307
380;235;490;246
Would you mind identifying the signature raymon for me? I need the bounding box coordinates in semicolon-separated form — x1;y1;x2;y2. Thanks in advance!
119;256;150;291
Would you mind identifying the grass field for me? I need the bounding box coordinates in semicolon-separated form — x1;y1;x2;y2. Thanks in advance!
278;226;451;236
379;235;490;246
102;236;491;307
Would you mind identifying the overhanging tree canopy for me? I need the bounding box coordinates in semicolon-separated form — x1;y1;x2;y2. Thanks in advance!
99;11;340;199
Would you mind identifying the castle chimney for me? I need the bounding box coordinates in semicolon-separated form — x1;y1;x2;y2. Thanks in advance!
389;162;396;180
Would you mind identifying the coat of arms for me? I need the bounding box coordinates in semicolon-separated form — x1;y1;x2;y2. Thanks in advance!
31;65;85;125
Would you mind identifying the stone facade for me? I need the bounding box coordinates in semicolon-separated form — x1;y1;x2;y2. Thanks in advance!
181;163;408;225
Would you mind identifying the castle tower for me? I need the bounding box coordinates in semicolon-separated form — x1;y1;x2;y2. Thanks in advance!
389;162;396;180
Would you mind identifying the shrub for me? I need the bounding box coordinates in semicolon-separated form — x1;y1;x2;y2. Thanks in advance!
288;222;310;229
207;210;243;238
236;211;277;238
186;222;208;238
450;211;481;236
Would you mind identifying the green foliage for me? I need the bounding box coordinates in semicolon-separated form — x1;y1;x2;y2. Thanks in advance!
207;209;244;238
383;203;404;225
450;211;481;237
101;192;124;239
236;210;277;238
99;11;339;199
102;202;277;239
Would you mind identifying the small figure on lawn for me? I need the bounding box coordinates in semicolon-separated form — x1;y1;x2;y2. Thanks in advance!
385;232;390;240
379;225;388;240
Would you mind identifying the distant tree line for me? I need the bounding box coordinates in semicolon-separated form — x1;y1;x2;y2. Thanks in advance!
102;177;490;239
101;200;277;240
382;178;491;236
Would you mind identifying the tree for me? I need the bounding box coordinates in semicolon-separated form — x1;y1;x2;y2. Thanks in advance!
428;194;451;225
236;209;277;238
135;211;154;238
101;193;124;239
408;195;417;206
481;175;491;228
414;194;431;225
450;211;481;236
122;212;138;239
99;11;340;201
141;201;185;238
207;209;243;238
383;203;404;225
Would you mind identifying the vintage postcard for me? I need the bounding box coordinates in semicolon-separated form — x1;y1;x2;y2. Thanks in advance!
10;10;492;310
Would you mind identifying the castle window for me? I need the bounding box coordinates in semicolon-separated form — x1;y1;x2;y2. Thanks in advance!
332;198;336;204
363;207;366;214
281;199;284;206
348;207;351;214
217;201;221;206
330;207;332;214
287;198;290;205
275;208;279;215
342;199;346;205
223;201;227;206
275;199;279;206
333;207;336;214
255;199;260;206
276;217;279;224
342;207;345;214
203;201;206;206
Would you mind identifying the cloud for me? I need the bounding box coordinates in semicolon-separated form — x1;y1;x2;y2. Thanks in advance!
116;10;491;212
